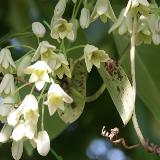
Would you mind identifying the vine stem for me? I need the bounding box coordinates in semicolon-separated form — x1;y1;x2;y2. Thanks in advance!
41;97;45;131
50;148;63;160
130;16;146;147
74;0;83;18
6;44;35;51
86;83;106;102
66;45;85;53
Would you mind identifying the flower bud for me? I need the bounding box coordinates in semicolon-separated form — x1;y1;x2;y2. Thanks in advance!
0;123;12;143
0;48;16;73
12;140;23;160
70;19;78;42
53;0;66;19
32;22;46;38
80;8;90;29
0;74;15;95
37;130;50;156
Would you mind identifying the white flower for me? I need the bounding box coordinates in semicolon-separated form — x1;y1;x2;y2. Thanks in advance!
21;94;39;139
32;22;46;38
0;95;19;123
44;82;73;116
124;0;149;16
109;9;132;35
0;123;12;143
84;44;109;72
0;74;15;95
32;41;57;70
8;94;39;140
24;61;52;91
51;18;74;41
12;120;25;141
91;0;116;23
0;48;16;73
7;107;23;127
54;53;71;79
25;122;37;139
37;130;50;156
21;95;39;119
12;140;23;160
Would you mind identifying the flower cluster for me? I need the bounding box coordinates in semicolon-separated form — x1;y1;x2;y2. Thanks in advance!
109;0;160;46
0;45;73;159
1;0;158;159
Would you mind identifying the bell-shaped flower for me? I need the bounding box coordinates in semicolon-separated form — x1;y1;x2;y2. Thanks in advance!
91;0;116;23
32;41;57;69
0;95;18;123
21;95;39;121
0;48;16;73
22;94;39;139
37;130;50;156
44;82;73;116
84;44;109;72
51;18;74;41
32;22;46;38
124;0;149;16
0;123;12;143
109;8;132;35
7;107;23;127
24;61;52;91
25;122;37;140
0;74;15;96
12;140;23;160
54;53;71;79
12;120;25;141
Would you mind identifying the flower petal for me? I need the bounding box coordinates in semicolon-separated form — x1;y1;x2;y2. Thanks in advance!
12;140;23;160
12;121;25;141
0;123;12;143
35;80;45;91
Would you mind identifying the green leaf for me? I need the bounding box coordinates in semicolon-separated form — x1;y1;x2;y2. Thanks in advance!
58;61;87;123
113;34;160;123
43;112;68;140
98;59;134;125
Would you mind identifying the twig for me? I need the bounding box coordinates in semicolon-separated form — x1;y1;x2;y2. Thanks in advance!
86;83;106;102
101;126;140;149
130;16;146;147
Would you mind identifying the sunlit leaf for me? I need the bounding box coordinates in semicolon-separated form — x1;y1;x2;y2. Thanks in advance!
98;59;134;125
113;34;160;123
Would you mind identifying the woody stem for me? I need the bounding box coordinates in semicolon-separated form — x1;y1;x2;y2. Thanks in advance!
130;16;145;146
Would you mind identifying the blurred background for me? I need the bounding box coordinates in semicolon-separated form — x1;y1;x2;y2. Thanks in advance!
1;0;160;159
